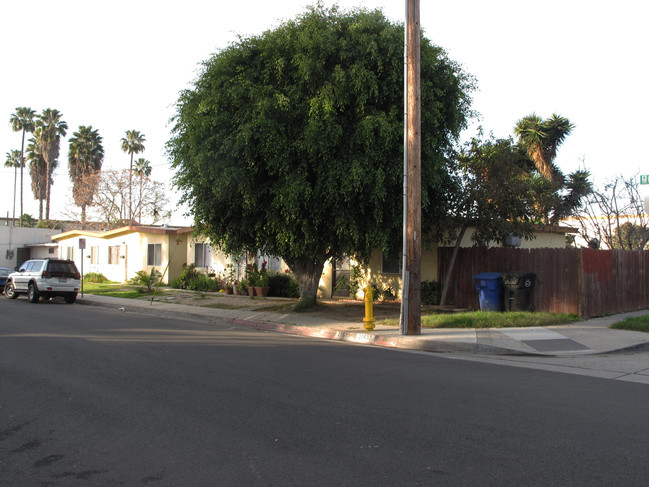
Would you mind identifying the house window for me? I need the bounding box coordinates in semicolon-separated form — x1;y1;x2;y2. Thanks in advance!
108;245;120;264
66;247;74;261
147;243;162;266
48;247;56;254
258;254;282;272
266;256;282;272
90;246;99;265
381;251;401;275
195;243;209;268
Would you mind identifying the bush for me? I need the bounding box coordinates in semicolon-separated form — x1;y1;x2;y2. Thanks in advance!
187;274;222;292
172;264;200;289
84;272;108;283
268;272;300;298
348;265;362;298
130;269;163;292
421;280;441;305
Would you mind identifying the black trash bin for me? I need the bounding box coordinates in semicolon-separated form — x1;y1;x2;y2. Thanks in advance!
502;272;536;312
473;272;503;311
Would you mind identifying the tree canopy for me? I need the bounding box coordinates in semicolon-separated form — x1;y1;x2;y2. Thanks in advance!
168;5;474;306
68;125;104;227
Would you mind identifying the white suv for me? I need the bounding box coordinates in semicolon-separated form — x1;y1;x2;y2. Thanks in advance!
4;259;80;304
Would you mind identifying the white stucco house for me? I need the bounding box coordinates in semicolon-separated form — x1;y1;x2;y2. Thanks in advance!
52;225;193;284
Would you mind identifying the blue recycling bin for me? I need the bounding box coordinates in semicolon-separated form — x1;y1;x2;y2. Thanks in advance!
473;272;502;311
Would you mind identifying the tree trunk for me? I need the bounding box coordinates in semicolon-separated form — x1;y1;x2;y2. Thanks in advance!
38;200;43;221
440;225;468;307
20;129;25;227
286;257;325;310
139;177;143;224
129;154;134;224
81;204;87;229
45;162;51;221
12;166;17;225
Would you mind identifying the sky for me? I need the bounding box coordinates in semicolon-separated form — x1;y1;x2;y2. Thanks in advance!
1;0;648;226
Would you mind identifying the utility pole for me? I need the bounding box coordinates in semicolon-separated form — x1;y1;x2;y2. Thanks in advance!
400;0;422;335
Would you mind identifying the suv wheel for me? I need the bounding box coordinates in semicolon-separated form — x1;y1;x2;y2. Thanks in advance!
28;282;40;303
65;293;77;304
4;282;19;299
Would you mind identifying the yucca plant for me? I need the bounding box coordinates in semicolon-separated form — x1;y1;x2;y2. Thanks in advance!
130;268;162;292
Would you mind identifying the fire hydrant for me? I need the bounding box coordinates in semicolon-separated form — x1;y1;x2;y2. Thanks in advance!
363;286;375;331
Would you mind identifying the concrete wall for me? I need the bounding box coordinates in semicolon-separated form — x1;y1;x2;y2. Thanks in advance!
0;226;61;269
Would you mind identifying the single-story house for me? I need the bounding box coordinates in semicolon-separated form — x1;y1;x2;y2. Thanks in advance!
0;225;62;270
50;222;573;296
185;236;288;282
188;224;575;299
319;224;577;299
52;225;193;284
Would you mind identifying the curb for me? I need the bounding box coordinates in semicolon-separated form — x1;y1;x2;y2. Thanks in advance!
77;297;649;357
230;318;532;356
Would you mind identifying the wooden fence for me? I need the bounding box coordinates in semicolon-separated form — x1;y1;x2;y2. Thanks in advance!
437;247;649;317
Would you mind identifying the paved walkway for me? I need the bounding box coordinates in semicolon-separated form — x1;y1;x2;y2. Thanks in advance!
76;293;649;357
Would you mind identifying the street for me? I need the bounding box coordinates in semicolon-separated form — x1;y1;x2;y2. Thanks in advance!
2;299;649;486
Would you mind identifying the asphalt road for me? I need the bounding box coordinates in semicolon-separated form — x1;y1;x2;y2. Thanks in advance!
2;298;649;486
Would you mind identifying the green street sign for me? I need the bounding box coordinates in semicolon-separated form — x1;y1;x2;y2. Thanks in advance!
641;175;649;185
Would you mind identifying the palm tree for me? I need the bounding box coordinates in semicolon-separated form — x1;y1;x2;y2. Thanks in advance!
4;150;22;225
9;107;36;226
120;130;146;223
133;158;152;223
26;138;47;220
514;113;573;182
34;109;68;220
68;126;105;228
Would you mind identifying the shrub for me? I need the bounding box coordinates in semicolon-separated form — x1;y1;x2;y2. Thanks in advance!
84;272;108;283
130;269;163;292
187;274;221;292
172;264;200;289
348;265;362;298
421;280;442;305
268;272;300;298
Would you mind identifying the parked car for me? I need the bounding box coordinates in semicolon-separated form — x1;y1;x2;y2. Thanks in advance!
4;259;80;304
0;267;13;291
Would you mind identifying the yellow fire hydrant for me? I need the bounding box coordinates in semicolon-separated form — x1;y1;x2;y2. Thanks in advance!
363;285;375;331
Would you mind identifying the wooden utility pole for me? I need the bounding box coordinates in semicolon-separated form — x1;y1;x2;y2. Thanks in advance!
400;0;422;335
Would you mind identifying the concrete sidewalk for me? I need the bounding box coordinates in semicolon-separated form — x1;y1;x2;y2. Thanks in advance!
75;293;649;357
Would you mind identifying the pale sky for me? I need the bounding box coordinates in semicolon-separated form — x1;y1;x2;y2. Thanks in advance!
1;0;647;225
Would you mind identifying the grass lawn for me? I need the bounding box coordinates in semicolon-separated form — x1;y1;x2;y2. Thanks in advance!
82;281;159;299
380;311;580;329
611;315;649;333
80;282;581;329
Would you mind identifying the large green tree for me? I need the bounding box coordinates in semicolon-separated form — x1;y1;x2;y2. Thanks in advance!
438;135;538;305
34;108;67;220
68;125;105;227
120;130;146;223
9;107;36;226
168;6;473;307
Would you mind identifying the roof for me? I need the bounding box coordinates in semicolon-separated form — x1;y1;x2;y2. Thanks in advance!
52;225;194;242
535;224;578;235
